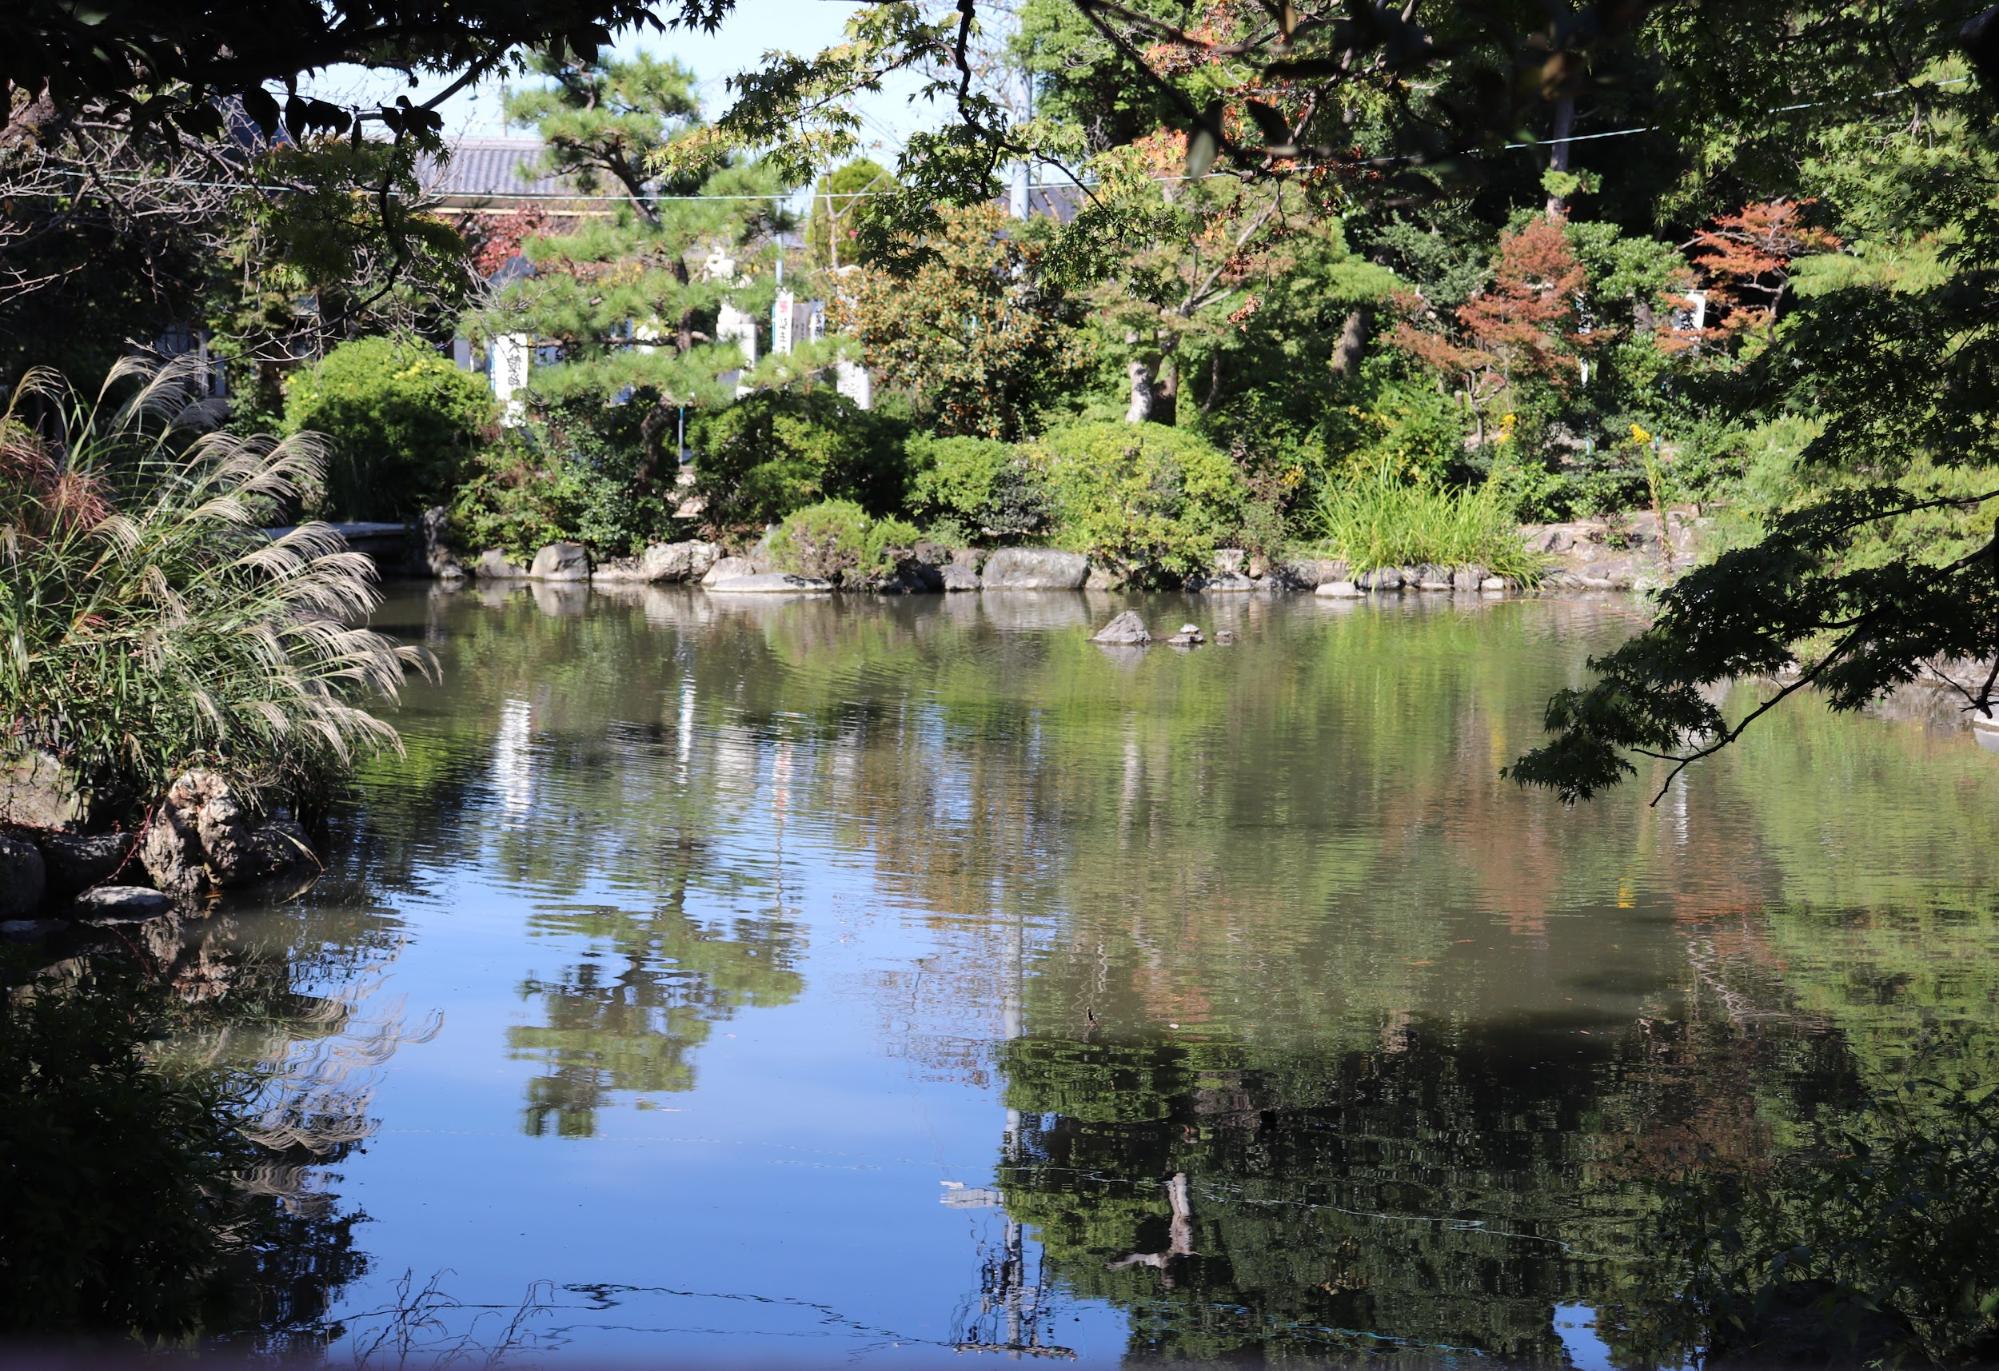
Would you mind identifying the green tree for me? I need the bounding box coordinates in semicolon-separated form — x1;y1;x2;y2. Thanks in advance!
804;158;891;270
481;52;789;480
837;203;1086;441
282;335;497;519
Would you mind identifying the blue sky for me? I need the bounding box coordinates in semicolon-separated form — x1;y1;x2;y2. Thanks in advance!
308;0;944;162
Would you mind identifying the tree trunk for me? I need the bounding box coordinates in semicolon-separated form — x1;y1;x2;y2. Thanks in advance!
1155;355;1178;425
1126;357;1154;423
1544;93;1576;219
1331;306;1371;377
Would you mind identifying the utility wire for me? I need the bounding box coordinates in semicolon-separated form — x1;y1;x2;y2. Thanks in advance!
19;75;1974;205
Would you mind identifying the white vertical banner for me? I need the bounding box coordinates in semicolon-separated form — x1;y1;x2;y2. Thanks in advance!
491;333;531;427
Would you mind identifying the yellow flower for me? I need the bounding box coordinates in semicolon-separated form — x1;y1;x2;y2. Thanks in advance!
1630;422;1653;446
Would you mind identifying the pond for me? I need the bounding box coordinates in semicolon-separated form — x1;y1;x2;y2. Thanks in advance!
153;586;1999;1364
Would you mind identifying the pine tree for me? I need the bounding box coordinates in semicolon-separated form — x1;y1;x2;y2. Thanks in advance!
480;53;789;475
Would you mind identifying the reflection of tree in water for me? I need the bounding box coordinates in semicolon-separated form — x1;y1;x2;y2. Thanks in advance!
2;884;428;1354
510;898;804;1136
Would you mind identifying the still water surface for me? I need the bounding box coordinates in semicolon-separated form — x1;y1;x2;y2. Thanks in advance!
191;585;1999;1365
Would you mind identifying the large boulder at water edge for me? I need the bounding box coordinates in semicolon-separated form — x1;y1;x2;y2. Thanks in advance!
1271;558;1347;590
140;772;318;903
980;548;1090;591
473;548;528;579
38;831;132;897
940;563;980;592
1092;611;1152;646
597;541;722;584
529;542;591;581
0;831;47;916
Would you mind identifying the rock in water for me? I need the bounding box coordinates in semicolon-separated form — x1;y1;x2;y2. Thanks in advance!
1092;611;1152;646
1315;579;1363;599
940;563;981;592
529;542;591;581
1214;628;1238;644
141;769;246;902
72;886;172;919
1166;623;1205;647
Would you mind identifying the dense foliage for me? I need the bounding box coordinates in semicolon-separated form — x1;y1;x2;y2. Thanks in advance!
1033;421;1247;583
282;336;497;520
687;387;908;536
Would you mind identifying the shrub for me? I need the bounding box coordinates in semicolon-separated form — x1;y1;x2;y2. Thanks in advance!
449;397;674;561
767;500;920;584
282;335;496;520
1030;421;1248;583
689;389;910;537
1;357;427;819
906;434;1052;543
1312;463;1544;580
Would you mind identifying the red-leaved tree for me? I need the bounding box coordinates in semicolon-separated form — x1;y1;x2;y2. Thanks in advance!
1661;198;1841;352
1393;217;1596;441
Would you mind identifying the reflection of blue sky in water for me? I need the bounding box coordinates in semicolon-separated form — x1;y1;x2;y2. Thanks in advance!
220;586;1999;1366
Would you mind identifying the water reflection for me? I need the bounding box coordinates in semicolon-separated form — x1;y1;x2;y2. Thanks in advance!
127;585;1999;1362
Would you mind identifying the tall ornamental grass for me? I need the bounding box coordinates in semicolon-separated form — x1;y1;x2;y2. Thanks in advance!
1314;464;1544;581
0;356;431;819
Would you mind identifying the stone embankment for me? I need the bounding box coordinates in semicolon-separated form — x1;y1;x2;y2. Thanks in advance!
0;768;318;944
327;506;1703;598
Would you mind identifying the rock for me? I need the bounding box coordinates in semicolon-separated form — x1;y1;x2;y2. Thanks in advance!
0;750;86;828
1316;579;1363;598
595;541;719;584
1272;558;1347;590
590;555;646;582
140;772;235;902
980;548;1091;591
418;506;464;580
528;542;590;581
1188;572;1258;593
645;540;719;583
72;885;173;919
1084;564;1125;591
234;822;319;884
473;548;528;579
701;555;758;585
910;540;953;567
951;546;984;570
1211;548;1248;577
1412;563;1453;591
704;572;835;594
1214;627;1238;644
38;831;132;897
1451;565;1489;590
940;563;981;592
1165;622;1205;647
1357;566;1403;592
0;830;47;916
1480;575;1508;592
1092;611;1152;646
137;775;307;903
873;558;945;594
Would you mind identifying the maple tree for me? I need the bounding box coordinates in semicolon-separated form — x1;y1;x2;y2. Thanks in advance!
1392;217;1597;442
1664;199;1842;351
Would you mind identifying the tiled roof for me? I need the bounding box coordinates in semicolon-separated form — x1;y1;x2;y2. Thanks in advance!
416;139;582;201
